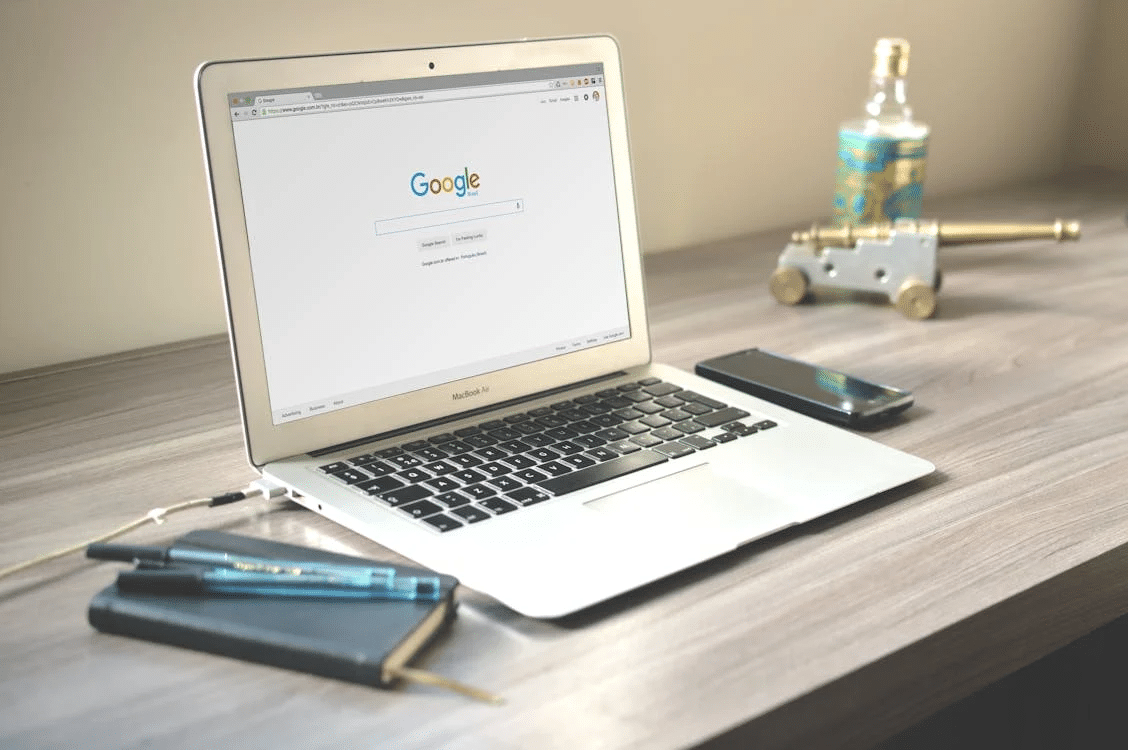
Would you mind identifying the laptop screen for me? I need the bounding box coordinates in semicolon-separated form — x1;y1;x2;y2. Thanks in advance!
226;64;630;425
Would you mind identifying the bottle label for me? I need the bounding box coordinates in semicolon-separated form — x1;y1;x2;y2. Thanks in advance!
833;131;928;224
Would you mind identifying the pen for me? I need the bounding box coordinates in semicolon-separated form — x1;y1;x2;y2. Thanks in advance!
115;567;443;601
86;542;399;581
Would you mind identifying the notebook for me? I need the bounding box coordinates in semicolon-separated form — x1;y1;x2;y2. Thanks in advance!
87;530;476;696
195;35;934;618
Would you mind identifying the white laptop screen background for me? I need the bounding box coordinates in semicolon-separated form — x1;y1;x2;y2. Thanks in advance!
227;65;630;425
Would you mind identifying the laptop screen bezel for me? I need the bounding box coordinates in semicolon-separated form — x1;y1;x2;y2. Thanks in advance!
195;36;651;468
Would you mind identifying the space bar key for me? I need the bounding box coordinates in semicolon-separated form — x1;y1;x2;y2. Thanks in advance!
537;451;668;496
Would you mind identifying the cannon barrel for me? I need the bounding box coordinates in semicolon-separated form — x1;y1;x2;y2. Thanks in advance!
792;219;1081;248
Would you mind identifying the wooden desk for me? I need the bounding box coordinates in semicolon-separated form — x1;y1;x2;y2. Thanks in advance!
2;171;1125;749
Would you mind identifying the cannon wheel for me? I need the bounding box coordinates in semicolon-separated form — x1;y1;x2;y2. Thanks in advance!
894;279;937;320
769;266;809;305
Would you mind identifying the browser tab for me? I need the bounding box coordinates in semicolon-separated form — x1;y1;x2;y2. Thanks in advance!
254;92;314;106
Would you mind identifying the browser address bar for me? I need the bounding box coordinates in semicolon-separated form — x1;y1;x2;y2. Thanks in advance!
258;80;558;118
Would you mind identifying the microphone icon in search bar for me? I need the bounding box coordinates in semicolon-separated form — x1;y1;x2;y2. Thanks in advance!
374;199;525;236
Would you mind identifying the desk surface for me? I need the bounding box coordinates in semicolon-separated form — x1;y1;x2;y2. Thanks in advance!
2;171;1126;749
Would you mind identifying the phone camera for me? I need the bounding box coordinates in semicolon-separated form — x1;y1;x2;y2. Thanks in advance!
428;61;435;70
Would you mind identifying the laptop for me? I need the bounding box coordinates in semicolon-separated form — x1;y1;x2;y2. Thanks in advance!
195;35;934;618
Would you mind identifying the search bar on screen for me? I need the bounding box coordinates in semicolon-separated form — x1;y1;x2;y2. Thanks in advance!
374;199;525;236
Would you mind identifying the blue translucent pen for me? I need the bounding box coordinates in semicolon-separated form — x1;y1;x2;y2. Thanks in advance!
115;567;443;601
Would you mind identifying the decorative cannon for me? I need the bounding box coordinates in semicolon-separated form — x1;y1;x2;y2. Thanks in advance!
769;219;1081;319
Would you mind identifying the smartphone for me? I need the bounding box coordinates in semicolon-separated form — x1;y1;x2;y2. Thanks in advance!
695;348;914;428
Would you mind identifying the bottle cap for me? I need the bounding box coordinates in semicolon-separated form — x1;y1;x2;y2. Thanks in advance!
872;38;910;78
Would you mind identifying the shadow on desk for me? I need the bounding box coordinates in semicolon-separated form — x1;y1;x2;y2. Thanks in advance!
877;611;1128;750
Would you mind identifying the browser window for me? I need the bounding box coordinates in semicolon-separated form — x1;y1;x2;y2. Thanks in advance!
227;65;629;424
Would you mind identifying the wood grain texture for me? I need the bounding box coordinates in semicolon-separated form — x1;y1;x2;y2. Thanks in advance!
1;170;1125;750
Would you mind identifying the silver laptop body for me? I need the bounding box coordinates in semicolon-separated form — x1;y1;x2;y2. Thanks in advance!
196;35;934;618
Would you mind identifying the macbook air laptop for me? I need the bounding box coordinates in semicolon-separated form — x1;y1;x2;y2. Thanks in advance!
195;35;934;618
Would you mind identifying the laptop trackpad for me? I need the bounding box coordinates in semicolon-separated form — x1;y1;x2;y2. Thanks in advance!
584;463;795;544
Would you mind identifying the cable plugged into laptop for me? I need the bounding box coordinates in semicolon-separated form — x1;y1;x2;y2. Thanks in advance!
0;479;290;583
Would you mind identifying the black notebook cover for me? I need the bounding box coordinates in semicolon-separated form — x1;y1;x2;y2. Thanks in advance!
87;530;459;687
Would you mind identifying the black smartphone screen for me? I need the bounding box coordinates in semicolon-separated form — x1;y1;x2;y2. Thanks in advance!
695;348;913;426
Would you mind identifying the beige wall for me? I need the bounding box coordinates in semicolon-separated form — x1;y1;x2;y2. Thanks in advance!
0;0;1115;374
1070;0;1128;170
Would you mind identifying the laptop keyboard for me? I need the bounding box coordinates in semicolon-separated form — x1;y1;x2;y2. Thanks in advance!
316;377;776;533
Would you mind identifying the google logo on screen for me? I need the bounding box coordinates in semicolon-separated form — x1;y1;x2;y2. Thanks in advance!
411;168;481;198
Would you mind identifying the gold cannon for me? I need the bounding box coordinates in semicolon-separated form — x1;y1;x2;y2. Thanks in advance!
769;219;1082;319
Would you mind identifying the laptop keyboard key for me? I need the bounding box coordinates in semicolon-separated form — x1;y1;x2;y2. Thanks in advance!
330;468;370;484
414;446;448;462
319;462;350;474
462;483;497;500
381;485;433;506
562;454;597;469
522;433;556;448
424;476;460;493
389;454;422;469
595;428;630;442
434;491;471;507
422;513;463;532
680;435;717;450
479;462;511;477
507;487;551;506
499;439;531;454
354;459;397;476
537;450;668;496
642;382;682;397
476;446;507;461
573;434;606;449
399;499;443;519
463;434;498;449
514;468;549;483
630;433;663;448
538;460;573;477
357;476;406;495
501;454;537;470
607;440;642;454
451;453;483;469
452;468;487;484
487;427;522;442
528;447;561;462
676;391;726;409
480;497;519;515
398;467;432;483
695;407;752;428
654;442;696;458
452;505;491;523
553;440;584;455
545;426;580;440
651;426;684;441
423;460;457;475
487;476;524;493
586;447;619;462
442;439;473;454
661;408;693;422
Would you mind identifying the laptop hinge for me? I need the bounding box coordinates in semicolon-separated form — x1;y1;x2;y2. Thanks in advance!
309;371;629;458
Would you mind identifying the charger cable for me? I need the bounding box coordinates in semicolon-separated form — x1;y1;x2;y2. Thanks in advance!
0;479;287;582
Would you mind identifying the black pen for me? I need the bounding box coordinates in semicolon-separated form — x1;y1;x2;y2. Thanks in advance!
86;542;395;579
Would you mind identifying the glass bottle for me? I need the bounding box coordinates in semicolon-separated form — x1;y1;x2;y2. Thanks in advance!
833;38;929;225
